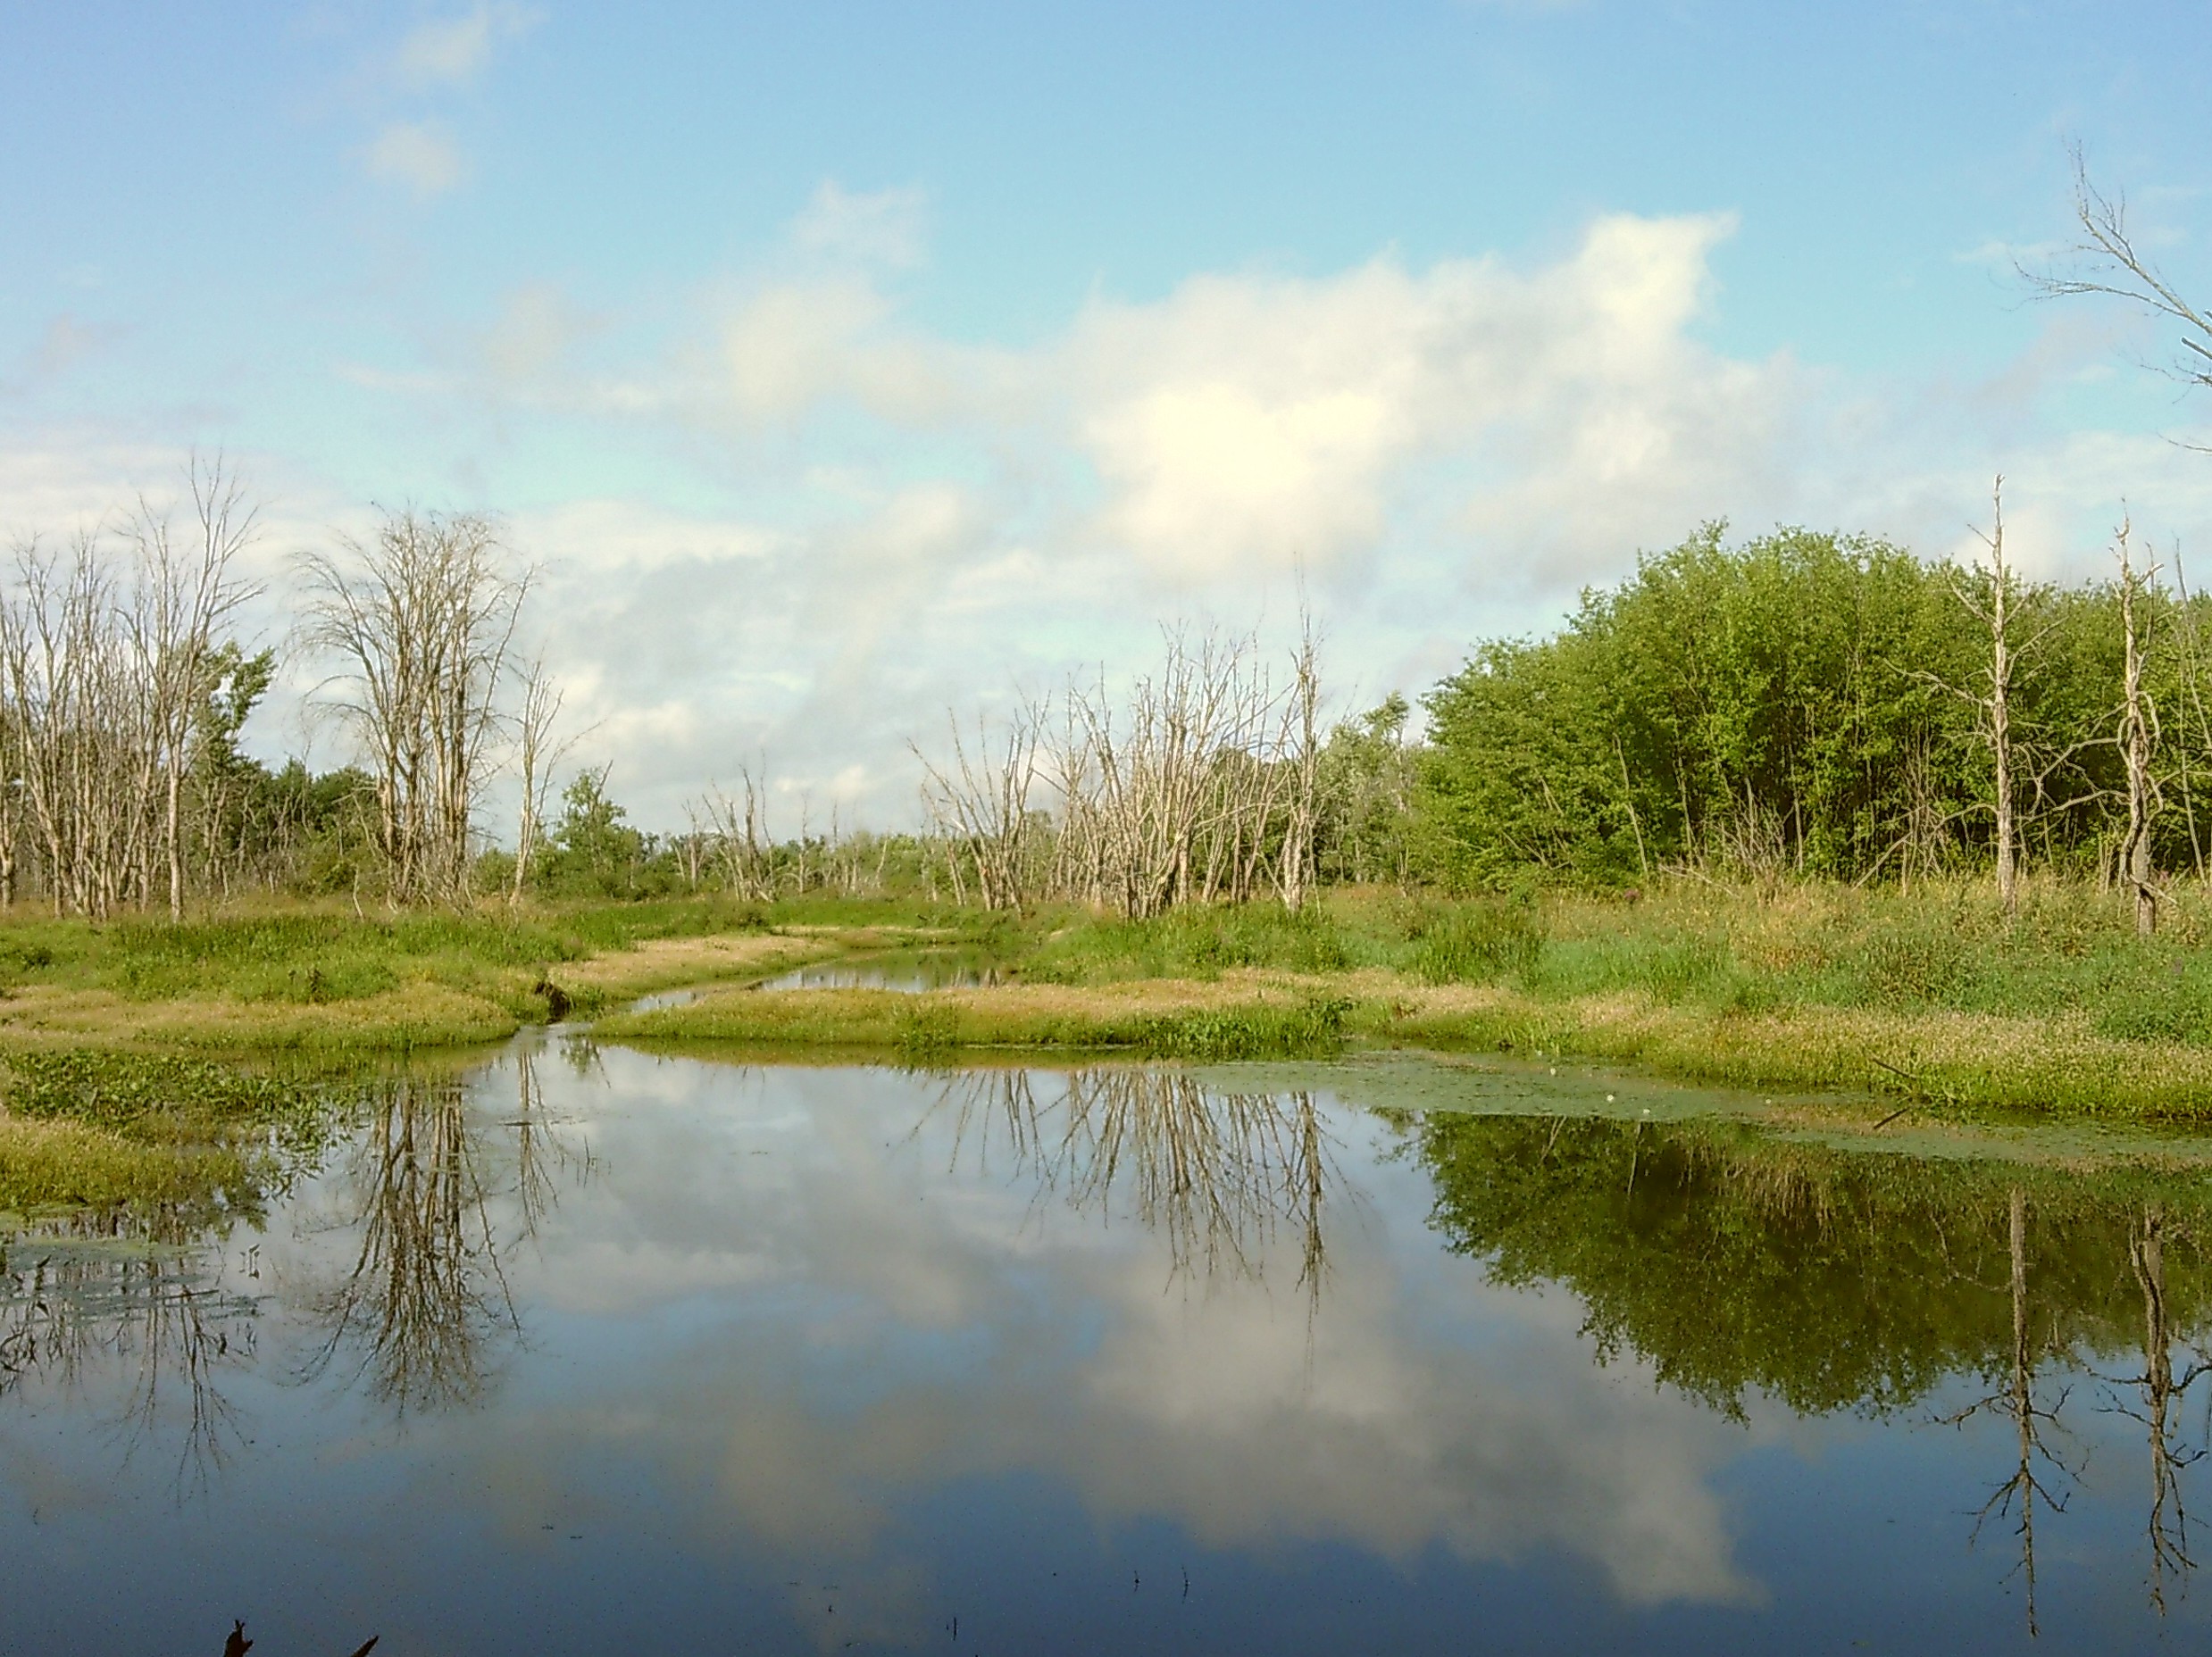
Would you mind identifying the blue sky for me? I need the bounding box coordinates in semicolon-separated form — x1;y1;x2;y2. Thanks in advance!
4;2;2210;825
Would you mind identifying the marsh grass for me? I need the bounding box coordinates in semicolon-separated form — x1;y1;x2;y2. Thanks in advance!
0;1118;260;1213
0;1045;365;1220
1024;903;1352;982
0;880;2207;1119
1016;881;2212;1038
98;899;787;1006
950;881;2212;1113
607;982;1349;1060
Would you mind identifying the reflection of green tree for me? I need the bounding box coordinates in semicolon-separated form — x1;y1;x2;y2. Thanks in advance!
1404;1112;2212;1419
1408;1112;2212;1620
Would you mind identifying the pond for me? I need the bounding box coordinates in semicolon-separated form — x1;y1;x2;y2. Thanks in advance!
4;1044;2212;1654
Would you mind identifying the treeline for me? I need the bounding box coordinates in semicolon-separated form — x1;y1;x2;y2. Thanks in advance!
12;459;2196;921
899;513;2212;924
1419;520;2208;908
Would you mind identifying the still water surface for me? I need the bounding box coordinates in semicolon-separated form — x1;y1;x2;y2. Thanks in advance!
4;1044;2211;1653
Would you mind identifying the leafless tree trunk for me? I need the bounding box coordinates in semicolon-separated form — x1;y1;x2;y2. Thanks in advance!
1275;611;1323;913
1042;623;1316;920
133;460;259;918
2116;518;2163;936
299;509;532;906
697;764;778;900
0;458;257;918
1927;479;2044;915
509;654;566;903
914;705;1040;912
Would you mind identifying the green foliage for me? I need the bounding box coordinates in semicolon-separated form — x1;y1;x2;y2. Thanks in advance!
1114;998;1348;1060
1415;523;2186;891
535;769;652;897
1315;694;1421;887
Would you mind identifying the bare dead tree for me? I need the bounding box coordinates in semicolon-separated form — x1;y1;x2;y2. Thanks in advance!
298;508;532;905
914;704;1041;912
1275;608;1324;913
697;762;778;900
1043;622;1322;919
0;457;259;918
130;460;262;919
1919;479;2056;915
2116;517;2164;935
509;653;569;903
2024;146;2212;410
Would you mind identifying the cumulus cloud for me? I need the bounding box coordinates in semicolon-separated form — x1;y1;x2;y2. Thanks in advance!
394;3;540;88
1064;212;1757;582
363;119;466;196
721;278;894;422
693;207;1782;586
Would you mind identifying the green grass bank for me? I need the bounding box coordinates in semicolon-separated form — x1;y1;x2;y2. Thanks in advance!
604;878;2212;1120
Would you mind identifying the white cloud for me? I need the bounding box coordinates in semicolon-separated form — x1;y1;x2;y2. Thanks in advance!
394;3;540;88
721;278;892;422
793;181;930;270
363;120;466;196
694;207;1774;585
1063;211;1749;581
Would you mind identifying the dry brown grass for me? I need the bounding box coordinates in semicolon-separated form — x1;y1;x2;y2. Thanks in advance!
551;931;839;1000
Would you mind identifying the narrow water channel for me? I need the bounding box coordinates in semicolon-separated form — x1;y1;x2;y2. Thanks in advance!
3;1045;2209;1653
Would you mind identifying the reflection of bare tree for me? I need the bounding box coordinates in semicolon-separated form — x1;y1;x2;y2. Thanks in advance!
508;1043;593;1240
934;1067;1344;1303
301;1052;593;1416
303;1075;519;1415
2110;1203;2212;1616
1942;1188;2074;1637
0;1216;256;1495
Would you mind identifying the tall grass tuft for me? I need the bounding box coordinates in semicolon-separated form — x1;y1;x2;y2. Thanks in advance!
1407;898;1544;985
